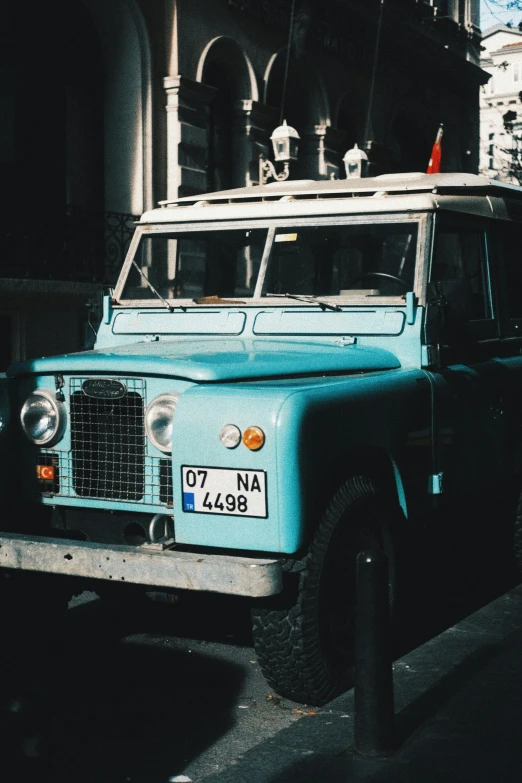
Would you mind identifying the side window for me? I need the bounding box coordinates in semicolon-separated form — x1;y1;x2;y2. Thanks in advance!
429;215;497;350
430;217;492;322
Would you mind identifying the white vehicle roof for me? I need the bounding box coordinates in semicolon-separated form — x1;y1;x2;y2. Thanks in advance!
140;173;522;225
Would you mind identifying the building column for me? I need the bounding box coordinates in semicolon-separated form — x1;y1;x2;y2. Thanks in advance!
299;125;348;180
232;100;279;187
163;76;217;199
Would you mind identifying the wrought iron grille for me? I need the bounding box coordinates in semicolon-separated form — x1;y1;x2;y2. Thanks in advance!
70;379;145;501
1;209;138;283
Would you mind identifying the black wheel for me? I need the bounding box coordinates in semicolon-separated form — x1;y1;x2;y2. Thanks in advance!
251;476;395;706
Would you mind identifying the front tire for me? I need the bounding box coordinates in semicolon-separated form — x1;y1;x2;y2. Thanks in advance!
251;476;395;705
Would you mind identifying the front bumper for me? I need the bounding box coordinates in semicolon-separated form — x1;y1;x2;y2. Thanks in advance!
0;534;282;597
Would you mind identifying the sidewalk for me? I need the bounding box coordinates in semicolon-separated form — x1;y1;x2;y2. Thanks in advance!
205;584;522;782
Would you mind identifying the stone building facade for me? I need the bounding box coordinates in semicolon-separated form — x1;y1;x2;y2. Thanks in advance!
480;23;522;183
0;0;487;369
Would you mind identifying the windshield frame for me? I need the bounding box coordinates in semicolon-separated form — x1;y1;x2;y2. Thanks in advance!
113;213;429;307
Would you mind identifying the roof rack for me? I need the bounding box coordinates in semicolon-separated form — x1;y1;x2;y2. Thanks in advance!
157;173;522;209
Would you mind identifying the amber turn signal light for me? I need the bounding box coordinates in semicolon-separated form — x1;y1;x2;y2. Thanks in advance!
243;426;265;451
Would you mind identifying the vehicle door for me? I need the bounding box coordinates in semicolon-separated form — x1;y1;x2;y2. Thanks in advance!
488;215;522;475
426;212;508;498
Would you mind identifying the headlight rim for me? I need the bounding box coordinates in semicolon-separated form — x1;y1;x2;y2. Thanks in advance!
20;389;66;447
145;392;180;454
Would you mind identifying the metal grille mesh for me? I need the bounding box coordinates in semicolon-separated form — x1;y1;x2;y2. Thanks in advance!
70;379;145;501
37;378;173;508
159;458;174;506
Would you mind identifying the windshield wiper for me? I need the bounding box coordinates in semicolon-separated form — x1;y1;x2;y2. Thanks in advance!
266;293;342;312
131;259;178;311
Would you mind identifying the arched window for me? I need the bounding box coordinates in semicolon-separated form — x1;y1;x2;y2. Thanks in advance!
203;60;235;192
199;37;257;190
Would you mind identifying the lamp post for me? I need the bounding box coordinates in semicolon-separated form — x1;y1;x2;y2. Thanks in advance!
343;143;369;179
259;120;300;185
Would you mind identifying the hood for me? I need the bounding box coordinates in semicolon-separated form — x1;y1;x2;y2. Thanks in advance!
8;338;400;382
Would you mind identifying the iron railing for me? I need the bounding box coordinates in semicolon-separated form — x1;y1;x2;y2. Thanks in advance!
0;208;138;284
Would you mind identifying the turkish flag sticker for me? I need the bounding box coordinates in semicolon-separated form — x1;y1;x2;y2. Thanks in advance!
36;465;55;481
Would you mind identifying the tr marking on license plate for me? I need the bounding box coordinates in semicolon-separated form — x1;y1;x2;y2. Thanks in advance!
181;466;267;518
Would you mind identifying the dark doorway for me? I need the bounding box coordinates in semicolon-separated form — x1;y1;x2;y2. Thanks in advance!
203;61;235;192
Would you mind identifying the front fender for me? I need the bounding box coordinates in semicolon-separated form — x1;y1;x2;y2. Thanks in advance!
172;384;295;552
171;369;424;554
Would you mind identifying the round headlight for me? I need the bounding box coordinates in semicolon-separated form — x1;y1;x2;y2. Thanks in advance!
145;392;180;453
20;390;66;446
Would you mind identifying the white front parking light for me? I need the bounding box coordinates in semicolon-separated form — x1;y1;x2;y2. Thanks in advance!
145;392;180;453
219;424;241;449
20;390;66;446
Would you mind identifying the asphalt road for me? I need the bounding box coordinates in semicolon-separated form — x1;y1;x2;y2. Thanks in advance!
1;494;517;783
2;590;305;783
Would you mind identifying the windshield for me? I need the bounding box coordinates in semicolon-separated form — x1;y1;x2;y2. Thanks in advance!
120;229;266;301
118;221;418;303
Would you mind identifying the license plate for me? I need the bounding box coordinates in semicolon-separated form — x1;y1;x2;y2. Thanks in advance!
181;466;267;518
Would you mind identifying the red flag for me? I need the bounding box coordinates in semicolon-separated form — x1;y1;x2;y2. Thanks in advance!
427;124;443;174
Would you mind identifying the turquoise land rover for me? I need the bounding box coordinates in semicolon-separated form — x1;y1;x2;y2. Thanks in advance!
2;172;522;705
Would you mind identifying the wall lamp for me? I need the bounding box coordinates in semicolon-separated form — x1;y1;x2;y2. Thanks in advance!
259;120;300;185
343;143;369;179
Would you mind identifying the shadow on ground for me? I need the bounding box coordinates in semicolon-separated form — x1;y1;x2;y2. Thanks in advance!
265;627;522;783
0;490;518;783
1;593;251;783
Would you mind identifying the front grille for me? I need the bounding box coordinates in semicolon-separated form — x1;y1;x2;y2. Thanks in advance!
70;383;145;501
159;458;174;506
36;378;173;508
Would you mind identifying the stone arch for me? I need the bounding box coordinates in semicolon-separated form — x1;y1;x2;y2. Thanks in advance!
264;49;329;130
197;36;259;102
197;37;259;190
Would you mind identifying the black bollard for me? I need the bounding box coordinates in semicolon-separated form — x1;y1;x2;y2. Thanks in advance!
354;549;395;757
